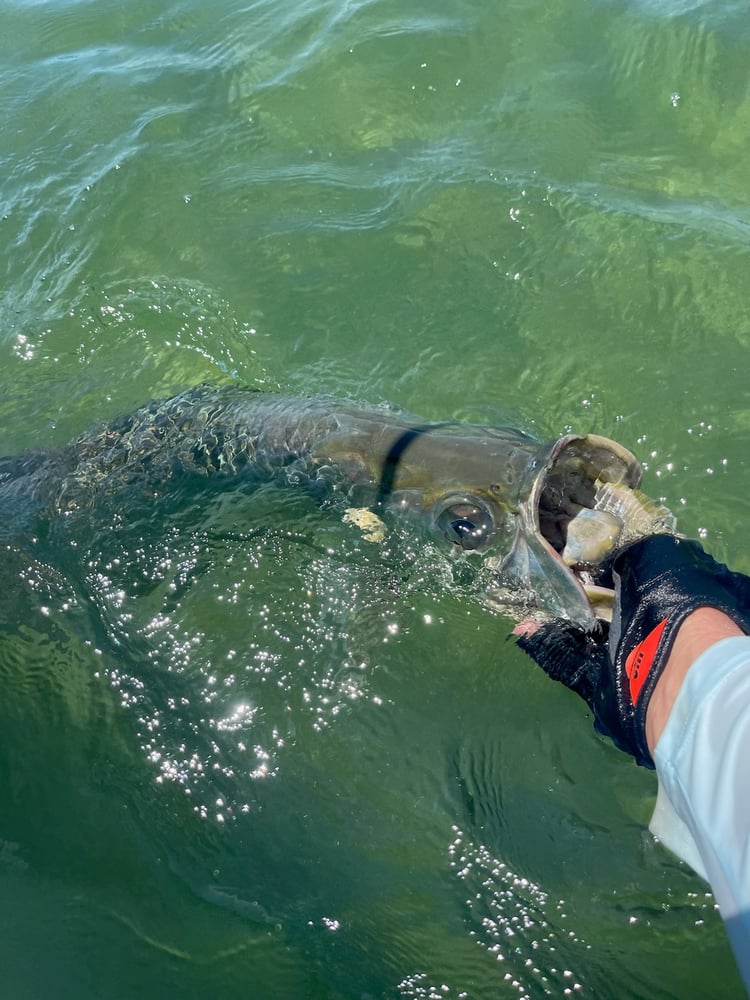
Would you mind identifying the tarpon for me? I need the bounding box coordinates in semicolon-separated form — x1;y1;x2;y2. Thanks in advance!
0;384;674;626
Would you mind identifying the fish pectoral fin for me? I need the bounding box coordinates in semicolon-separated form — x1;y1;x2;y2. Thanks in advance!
342;507;386;543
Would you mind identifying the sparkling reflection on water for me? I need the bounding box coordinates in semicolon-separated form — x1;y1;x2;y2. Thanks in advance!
2;0;749;994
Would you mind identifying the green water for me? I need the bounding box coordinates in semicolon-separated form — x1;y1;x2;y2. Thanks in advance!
2;0;749;996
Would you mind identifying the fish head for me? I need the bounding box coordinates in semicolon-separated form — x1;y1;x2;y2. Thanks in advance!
322;412;644;625
386;424;642;625
484;433;642;626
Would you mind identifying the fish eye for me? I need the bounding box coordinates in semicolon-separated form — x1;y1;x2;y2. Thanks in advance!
432;495;495;551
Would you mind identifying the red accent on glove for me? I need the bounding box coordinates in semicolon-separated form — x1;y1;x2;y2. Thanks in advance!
625;616;668;704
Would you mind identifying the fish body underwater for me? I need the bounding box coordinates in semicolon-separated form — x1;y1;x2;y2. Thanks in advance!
0;384;672;625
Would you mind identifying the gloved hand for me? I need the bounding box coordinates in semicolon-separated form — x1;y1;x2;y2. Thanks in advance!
516;534;750;767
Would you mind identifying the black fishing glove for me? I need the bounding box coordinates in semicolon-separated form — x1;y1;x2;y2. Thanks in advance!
516;534;750;767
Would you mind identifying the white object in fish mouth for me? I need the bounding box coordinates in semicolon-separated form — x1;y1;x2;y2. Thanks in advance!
563;508;623;566
562;482;677;568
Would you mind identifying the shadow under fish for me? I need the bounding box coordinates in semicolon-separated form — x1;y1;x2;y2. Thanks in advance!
0;384;674;626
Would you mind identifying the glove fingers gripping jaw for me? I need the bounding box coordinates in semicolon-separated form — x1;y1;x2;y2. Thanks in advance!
517;536;750;769
598;535;750;767
515;620;610;709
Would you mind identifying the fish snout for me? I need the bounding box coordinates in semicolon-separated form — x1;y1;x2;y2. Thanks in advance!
486;433;676;625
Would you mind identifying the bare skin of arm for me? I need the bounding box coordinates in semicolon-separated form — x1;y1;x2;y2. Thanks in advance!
645;608;745;755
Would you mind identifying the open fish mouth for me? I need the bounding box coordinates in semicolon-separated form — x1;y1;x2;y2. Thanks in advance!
486;433;676;626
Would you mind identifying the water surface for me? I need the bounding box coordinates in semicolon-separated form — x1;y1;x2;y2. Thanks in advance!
2;0;749;996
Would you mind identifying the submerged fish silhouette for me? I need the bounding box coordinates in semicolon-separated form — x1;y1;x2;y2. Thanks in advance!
0;384;671;625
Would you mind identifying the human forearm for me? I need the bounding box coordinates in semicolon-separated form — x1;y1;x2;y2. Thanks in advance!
645;607;744;754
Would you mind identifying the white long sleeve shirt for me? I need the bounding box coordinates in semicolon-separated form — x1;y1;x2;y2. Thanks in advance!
651;635;750;991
